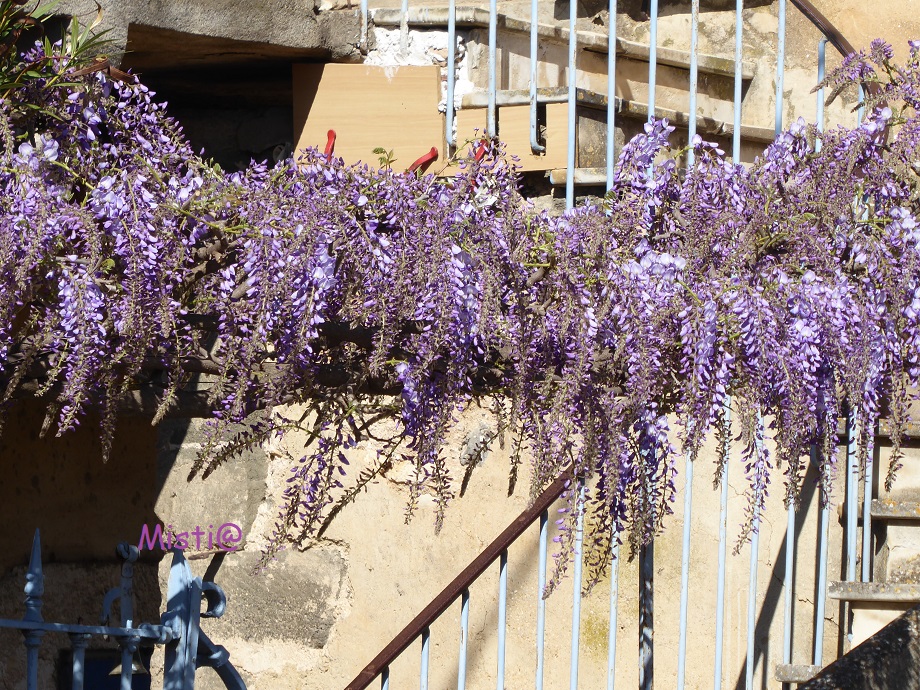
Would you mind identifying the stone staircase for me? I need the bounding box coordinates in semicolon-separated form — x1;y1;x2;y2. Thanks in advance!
776;437;920;685
341;1;858;189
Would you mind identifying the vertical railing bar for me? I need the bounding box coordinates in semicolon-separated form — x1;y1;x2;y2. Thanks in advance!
445;0;457;149
536;510;548;690
400;0;409;54
23;529;44;690
570;479;586;690
812;46;829;667
812;445;830;667
606;542;619;690
676;448;694;690
745;510;761;690
775;0;787;138
565;0;577;209
639;540;654;690
382;666;390;690
458;589;469;690
497;549;508;690
420;627;431;690
713;398;732;690
487;0;498;138
846;413;858;583
686;0;700;168
605;0;617;188
360;0;368;49
744;416;764;690
120;636;137;690
862;428;875;582
647;0;658;121
731;0;742;163
70;633;90;690
529;0;545;153
782;500;795;679
857;70;870;582
816;38;827;140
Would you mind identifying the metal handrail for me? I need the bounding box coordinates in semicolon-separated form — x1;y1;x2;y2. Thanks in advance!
349;2;870;689
344;469;573;690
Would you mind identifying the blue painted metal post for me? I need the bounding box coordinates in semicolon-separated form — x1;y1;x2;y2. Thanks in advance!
420;627;430;690
775;0;787;137
497;550;508;690
812;47;829;668
862;431;875;582
445;0;457;150
400;0;410;53
846;414;859;583
731;0;743;161
639;541;653;690
816;39;826;141
487;0;498;137
565;0;577;208
812;446;830;667
745;503;761;690
536;510;548;690
70;633;91;690
685;0;700;168
570;480;586;690
782;499;796;679
647;0;658;119
676;448;694;689
458;589;469;690
745;418;765;690
23;530;44;690
862;430;875;582
120;634;139;690
360;0;368;47
606;543;619;690
714;399;732;690
382;666;390;690
530;0;545;153
605;0;617;187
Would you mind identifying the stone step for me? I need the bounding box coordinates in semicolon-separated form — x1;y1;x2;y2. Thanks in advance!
462;88;775;144
872;499;920;520
828;581;920;603
836;499;920;523
371;6;755;80
547;167;607;187
774;664;822;684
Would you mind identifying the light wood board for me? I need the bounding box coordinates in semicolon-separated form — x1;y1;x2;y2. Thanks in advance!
294;64;445;169
448;102;568;174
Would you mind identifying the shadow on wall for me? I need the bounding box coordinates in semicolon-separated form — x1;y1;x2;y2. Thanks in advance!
0;399;165;689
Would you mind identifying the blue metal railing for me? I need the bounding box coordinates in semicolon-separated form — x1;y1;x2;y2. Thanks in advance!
350;2;871;688
0;530;245;690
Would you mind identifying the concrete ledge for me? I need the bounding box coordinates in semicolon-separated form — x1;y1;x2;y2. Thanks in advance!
371;7;755;79
828;582;920;603
462;88;776;145
775;664;823;684
873;499;920;520
801;604;920;689
547;167;608;186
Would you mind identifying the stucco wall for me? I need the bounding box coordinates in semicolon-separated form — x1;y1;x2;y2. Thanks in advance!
2;2;920;689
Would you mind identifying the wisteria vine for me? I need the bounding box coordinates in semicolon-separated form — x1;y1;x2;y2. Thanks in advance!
3;28;920;586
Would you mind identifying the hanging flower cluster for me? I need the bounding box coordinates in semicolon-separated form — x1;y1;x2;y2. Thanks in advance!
3;36;920;584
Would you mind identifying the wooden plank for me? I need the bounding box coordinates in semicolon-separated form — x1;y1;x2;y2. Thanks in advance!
293;64;444;169
449;102;568;173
